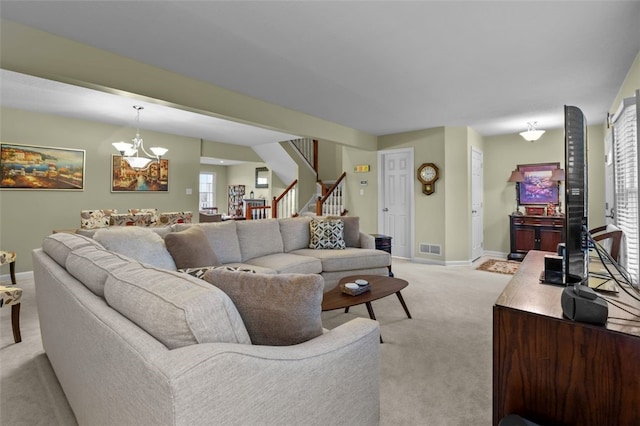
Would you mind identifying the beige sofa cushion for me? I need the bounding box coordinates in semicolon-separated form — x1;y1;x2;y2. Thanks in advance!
327;216;361;248
42;233;103;267
104;263;251;349
236;219;284;261
279;216;312;252
204;269;324;346
291;248;390;272
94;227;177;271
66;245;138;297
175;222;242;264
164;226;220;269
243;253;322;274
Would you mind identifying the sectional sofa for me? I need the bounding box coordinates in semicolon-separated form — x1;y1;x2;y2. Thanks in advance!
33;230;381;425
77;215;391;291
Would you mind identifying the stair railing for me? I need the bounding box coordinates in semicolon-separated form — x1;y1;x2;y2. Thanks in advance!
272;179;298;218
290;138;318;174
246;205;272;220
316;172;347;216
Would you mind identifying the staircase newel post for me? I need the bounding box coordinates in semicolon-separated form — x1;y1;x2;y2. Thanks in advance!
272;196;277;218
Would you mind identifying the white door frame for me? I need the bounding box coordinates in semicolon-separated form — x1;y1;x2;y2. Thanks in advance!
470;146;484;261
377;147;415;259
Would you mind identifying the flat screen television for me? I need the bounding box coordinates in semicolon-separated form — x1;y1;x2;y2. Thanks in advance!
563;105;588;284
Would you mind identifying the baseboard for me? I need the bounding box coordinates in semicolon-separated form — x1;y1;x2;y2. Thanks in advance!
483;250;509;259
1;270;34;283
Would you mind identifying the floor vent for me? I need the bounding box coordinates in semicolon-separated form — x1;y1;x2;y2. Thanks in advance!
419;243;442;255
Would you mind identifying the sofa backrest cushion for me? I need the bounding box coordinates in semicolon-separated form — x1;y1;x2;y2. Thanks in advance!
42;233;104;268
66;245;138;297
94;227;177;271
165;226;220;269
327;216;361;248
204;269;323;346
175;222;242;264
279;216;312;252
104;263;251;349
236;219;284;261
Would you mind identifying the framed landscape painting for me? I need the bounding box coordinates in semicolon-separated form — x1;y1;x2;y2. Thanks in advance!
111;155;169;192
0;143;85;190
517;162;560;205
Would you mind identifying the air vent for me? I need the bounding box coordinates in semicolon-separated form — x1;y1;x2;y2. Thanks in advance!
419;243;442;255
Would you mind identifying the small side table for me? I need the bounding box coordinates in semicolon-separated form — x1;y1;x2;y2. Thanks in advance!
370;234;393;277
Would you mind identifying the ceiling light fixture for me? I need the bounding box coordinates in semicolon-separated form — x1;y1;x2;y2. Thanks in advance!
519;121;546;142
112;106;168;169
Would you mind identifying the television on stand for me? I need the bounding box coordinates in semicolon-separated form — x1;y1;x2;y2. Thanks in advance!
563;105;589;285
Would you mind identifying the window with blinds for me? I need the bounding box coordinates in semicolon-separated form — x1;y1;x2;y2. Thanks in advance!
611;93;639;284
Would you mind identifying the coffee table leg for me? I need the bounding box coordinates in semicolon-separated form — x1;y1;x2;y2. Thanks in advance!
396;291;412;319
365;302;383;343
344;307;349;313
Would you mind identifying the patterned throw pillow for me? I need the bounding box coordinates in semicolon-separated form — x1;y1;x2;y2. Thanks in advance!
309;219;346;249
180;265;256;280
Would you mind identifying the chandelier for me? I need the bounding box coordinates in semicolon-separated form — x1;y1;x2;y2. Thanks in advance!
112;106;168;169
519;121;546;142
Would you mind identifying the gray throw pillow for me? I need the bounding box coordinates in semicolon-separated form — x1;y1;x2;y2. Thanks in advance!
165;226;220;269
203;269;324;346
94;227;176;271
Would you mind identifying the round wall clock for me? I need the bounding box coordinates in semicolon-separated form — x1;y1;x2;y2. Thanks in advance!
417;163;439;195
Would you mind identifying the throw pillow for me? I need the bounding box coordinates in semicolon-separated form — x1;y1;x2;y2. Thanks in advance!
327;216;360;247
179;265;256;280
94;227;177;271
309;218;346;249
164;226;220;269
203;269;324;346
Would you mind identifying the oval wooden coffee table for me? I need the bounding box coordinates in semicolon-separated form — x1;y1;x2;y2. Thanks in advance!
322;275;412;343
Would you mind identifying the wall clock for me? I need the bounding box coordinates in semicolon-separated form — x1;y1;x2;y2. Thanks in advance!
417;163;439;195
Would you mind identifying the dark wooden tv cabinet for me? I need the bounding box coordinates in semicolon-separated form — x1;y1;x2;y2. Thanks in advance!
493;251;640;426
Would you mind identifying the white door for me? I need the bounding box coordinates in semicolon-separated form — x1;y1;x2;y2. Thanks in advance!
379;149;412;258
471;147;484;261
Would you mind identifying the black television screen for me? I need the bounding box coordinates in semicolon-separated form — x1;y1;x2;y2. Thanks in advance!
564;105;588;284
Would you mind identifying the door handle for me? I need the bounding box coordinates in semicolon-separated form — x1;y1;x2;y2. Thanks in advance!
382;208;389;212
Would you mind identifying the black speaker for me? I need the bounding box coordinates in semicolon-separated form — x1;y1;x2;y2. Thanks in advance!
543;255;563;285
561;285;608;325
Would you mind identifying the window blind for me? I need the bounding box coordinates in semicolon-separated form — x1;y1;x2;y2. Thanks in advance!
612;93;639;284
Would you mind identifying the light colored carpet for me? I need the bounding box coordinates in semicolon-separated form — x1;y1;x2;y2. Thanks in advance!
0;257;511;425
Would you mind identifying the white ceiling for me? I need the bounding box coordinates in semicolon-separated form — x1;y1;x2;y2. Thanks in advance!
1;1;639;142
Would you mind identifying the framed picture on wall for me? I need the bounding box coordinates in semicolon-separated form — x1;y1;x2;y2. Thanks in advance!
517;162;560;205
0;142;85;190
111;155;169;192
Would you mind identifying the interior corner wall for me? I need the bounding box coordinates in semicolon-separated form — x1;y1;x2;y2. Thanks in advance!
341;146;379;234
0;107;201;273
378;127;446;262
443;127;473;263
281;142;315;213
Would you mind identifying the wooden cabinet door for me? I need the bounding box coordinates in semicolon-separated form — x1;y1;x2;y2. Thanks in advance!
539;228;562;252
513;227;537;252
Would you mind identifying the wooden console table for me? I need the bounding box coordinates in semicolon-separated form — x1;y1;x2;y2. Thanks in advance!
508;215;564;260
493;251;640;425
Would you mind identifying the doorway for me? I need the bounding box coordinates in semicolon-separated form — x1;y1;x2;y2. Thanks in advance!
378;148;414;259
471;147;484;261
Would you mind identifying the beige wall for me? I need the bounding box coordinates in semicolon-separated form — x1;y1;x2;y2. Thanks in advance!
483;125;605;255
609;49;640;113
1;108;201;272
341;147;379;234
